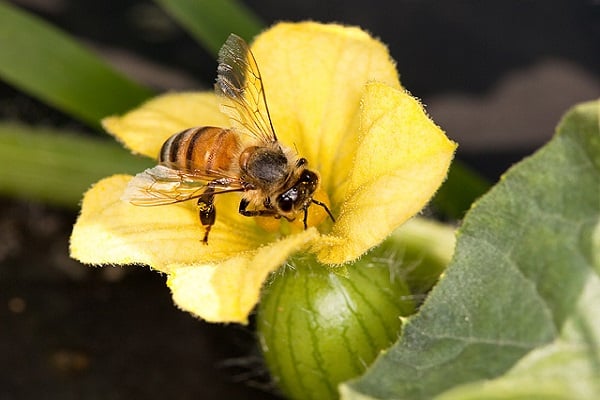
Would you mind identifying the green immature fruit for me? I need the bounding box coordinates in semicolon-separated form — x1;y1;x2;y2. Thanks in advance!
257;254;415;400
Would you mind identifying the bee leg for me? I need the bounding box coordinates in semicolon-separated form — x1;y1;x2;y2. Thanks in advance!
238;198;278;218
197;188;216;244
302;208;309;229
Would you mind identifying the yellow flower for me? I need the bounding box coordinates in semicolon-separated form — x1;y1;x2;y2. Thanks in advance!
70;22;456;324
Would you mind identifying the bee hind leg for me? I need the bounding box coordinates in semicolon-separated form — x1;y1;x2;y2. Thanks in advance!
197;189;216;244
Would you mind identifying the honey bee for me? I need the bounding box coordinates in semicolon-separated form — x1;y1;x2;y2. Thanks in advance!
123;34;334;244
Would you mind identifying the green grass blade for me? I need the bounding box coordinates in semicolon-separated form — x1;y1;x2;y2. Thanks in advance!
0;3;154;127
432;160;491;219
0;123;153;208
154;0;264;56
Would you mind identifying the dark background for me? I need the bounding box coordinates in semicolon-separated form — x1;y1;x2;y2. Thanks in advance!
1;1;598;399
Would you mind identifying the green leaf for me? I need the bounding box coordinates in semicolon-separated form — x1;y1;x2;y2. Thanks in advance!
341;100;600;400
435;273;600;400
0;123;153;207
154;0;264;56
380;218;456;298
0;3;154;127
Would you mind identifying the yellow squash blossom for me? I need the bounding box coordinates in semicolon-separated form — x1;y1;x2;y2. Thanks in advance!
70;22;456;324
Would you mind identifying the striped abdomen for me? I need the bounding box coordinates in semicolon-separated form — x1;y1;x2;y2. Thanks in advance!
159;127;241;175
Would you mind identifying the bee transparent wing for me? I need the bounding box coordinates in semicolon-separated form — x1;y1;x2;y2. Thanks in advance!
122;165;241;206
215;34;278;144
122;165;205;205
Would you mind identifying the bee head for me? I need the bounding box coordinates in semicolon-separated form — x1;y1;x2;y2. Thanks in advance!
276;168;319;217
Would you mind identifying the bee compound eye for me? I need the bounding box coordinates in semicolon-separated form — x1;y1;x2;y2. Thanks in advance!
301;170;317;183
278;196;294;212
277;188;298;213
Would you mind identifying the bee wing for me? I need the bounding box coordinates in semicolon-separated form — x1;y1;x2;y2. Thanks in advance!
215;34;278;144
122;165;242;206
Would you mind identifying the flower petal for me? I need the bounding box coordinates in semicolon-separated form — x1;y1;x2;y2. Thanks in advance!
70;175;270;271
102;92;229;158
316;82;457;264
250;22;401;200
167;228;319;323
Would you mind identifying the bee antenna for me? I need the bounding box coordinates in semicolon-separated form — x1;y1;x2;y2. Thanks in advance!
311;199;335;222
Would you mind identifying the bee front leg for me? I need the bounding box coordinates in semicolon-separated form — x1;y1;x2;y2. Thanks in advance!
238;198;278;218
302;207;309;229
197;188;216;244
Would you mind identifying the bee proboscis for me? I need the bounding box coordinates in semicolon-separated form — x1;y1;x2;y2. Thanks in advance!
123;34;334;244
